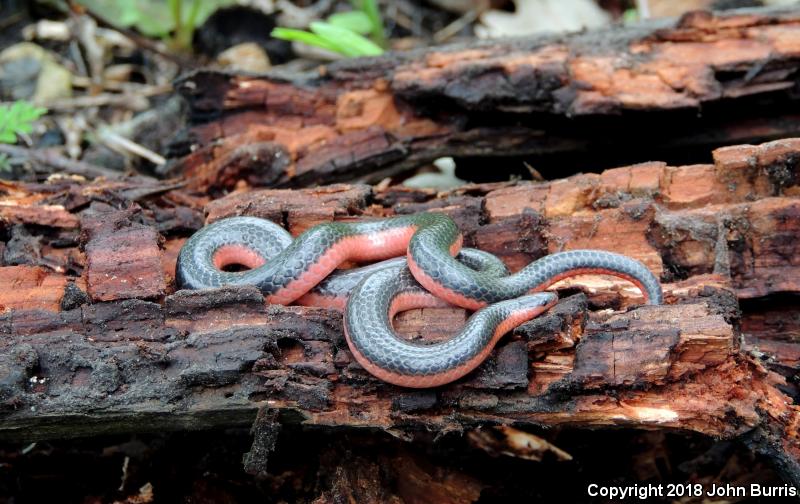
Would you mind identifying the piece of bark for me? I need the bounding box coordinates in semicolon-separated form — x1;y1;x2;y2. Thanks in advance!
1;138;796;309
0;138;798;485
0;202;78;229
741;294;800;377
169;8;800;192
1;279;798;482
0;266;70;312
81;205;167;302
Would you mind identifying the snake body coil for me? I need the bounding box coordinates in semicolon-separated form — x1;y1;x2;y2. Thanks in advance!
176;213;663;387
344;265;557;387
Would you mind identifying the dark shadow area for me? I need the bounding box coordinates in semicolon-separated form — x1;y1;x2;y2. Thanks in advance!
0;427;783;503
455;92;800;183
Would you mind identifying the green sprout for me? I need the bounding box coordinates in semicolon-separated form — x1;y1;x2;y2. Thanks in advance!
353;0;386;49
623;8;639;24
271;0;386;58
75;0;234;51
0;100;47;172
0;101;47;144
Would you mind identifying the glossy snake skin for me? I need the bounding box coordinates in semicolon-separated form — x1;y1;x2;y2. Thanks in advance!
176;212;663;387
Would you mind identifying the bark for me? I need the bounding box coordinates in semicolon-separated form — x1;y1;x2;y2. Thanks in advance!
167;8;800;192
0;138;799;484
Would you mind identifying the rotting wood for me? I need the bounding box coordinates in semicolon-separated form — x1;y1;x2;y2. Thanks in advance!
0;138;798;484
167;8;800;192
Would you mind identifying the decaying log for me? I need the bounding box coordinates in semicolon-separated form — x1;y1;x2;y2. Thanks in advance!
168;8;800;192
0;138;799;484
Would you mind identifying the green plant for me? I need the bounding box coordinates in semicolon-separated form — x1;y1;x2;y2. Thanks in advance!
76;0;234;51
352;0;386;49
271;0;386;58
0;101;47;144
622;8;639;23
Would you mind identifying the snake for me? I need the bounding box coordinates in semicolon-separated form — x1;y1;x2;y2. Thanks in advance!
343;265;559;387
176;213;663;387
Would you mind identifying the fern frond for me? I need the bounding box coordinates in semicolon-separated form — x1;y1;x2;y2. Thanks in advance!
0;101;47;144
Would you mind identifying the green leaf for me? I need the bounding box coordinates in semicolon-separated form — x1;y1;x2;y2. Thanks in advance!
327;11;373;35
130;1;176;36
0;101;47;144
309;21;383;57
77;0;140;28
623;8;639;23
76;0;234;39
353;0;385;47
271;28;341;53
272;0;387;57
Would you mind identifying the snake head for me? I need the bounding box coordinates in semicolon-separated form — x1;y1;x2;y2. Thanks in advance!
487;292;559;337
507;292;559;311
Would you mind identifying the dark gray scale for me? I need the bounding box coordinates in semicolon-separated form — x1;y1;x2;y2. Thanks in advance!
409;223;664;305
344;264;557;378
513;250;664;304
175;212;460;300
177;211;663;311
175;216;293;292
313;248;509;299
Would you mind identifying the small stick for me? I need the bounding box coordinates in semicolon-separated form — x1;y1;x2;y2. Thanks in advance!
98;130;167;166
0;144;121;179
44;91;165;112
71;3;191;68
434;9;480;44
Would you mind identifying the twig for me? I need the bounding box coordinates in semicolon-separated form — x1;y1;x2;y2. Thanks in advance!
70;14;105;90
0;144;122;179
433;9;479;43
0;11;23;30
388;1;415;33
72;4;193;68
71;76;172;94
120;180;187;201
98;130;167;166
68;40;90;79
47;80;172;111
44;87;171;112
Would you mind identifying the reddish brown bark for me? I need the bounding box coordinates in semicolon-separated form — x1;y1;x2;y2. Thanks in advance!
0;138;798;488
168;9;800;192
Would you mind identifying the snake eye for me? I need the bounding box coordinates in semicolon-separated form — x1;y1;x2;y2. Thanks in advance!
541;293;557;305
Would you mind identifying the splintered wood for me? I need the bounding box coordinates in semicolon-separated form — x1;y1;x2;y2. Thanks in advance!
0;138;798;484
171;10;800;192
1;6;800;489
